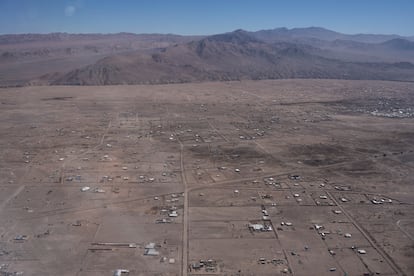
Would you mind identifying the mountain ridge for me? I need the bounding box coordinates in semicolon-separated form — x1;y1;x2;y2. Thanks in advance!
1;27;414;87
48;30;414;85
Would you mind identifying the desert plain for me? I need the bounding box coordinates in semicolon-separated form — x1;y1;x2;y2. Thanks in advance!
0;79;413;276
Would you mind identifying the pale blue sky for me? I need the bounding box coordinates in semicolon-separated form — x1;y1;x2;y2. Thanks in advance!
0;0;413;35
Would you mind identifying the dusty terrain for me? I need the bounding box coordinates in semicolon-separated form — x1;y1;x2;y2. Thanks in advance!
0;79;413;276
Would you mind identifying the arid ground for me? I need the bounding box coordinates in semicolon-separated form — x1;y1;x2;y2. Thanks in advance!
0;79;413;276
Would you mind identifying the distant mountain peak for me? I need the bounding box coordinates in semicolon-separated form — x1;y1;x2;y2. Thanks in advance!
205;30;261;44
381;38;414;50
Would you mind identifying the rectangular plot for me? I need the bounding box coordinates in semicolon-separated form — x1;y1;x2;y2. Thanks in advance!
190;220;275;239
286;249;344;276
190;206;261;222
189;188;261;207
277;230;326;252
335;248;370;276
323;222;371;249
189;238;287;275
357;247;397;275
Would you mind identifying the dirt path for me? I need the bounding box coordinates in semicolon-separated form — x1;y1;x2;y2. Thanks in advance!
0;185;25;211
179;139;189;276
396;219;414;242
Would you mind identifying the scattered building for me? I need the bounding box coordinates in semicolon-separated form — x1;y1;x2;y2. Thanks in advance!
249;223;272;232
144;243;160;256
357;249;367;254
113;269;129;276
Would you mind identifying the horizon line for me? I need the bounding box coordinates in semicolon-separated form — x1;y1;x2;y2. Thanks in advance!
0;26;413;37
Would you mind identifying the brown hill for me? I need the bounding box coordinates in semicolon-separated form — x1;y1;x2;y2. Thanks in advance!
49;30;414;85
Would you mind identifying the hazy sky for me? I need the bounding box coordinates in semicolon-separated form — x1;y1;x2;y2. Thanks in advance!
0;0;413;36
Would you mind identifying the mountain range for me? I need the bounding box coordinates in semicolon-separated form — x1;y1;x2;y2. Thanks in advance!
1;27;414;86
